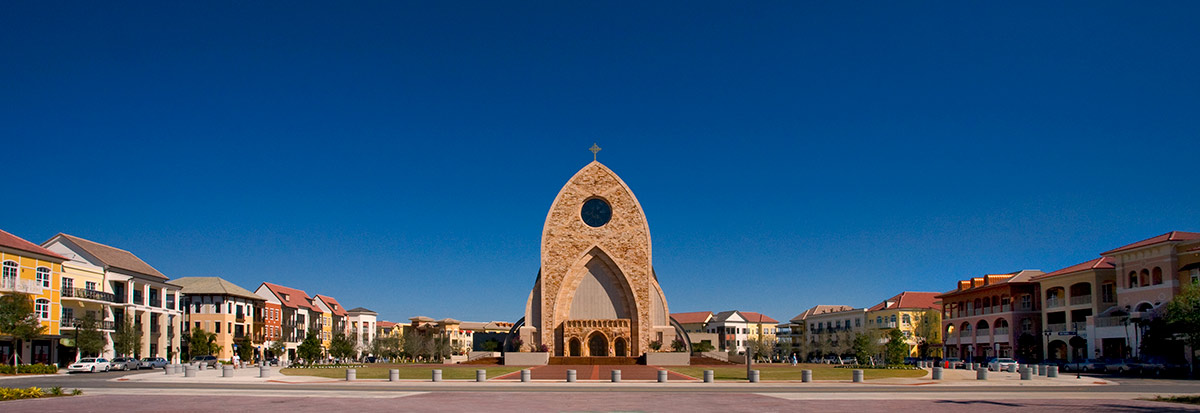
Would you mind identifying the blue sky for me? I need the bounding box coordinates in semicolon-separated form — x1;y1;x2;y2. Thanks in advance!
2;2;1197;323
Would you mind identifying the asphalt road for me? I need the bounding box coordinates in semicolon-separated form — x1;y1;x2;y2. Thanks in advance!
5;370;1200;395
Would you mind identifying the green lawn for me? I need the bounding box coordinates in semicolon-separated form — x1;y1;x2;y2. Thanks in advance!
280;364;525;380
668;364;927;381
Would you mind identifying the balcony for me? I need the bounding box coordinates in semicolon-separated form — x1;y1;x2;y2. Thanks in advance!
1070;322;1087;332
1046;323;1067;332
61;287;117;303
149;297;161;308
236;314;246;322
877;322;897;329
1095;316;1126;328
1046;298;1064;309
60;317;116;331
993;327;1009;336
975;329;989;337
1069;295;1092;306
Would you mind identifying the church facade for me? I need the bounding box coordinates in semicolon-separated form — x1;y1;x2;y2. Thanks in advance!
519;160;677;358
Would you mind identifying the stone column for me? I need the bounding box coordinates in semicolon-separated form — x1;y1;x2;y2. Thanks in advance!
157;311;168;359
139;309;151;357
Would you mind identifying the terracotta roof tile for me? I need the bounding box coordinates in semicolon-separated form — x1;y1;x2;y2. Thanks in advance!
0;229;66;261
739;312;779;324
1032;257;1116;280
790;305;853;322
670;311;713;324
868;292;941;311
55;233;166;279
1103;231;1200;255
377;321;397;328
314;295;348;317
173;277;262;301
262;282;322;312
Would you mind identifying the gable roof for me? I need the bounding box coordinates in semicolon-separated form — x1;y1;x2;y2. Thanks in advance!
937;269;1045;298
1103;231;1200;255
740;311;779;324
377;321;397;328
261;282;322;312
867;292;941;311
53;233;167;279
1032;257;1117;280
347;307;376;315
670;311;713;324
314;295;348;317
790;305;853;322
0;229;66;261
172;277;262;301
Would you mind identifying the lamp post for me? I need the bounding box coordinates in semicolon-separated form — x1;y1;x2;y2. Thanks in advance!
1043;329;1053;362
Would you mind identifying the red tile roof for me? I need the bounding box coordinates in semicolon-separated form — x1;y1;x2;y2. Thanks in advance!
790;305;854;322
314;295;348;317
937;270;1045;298
1032;257;1116;280
1103;231;1200;255
670;311;713;324
867;292;941;311
261;282;322;312
0;229;66;261
739;311;779;324
377;321;397;328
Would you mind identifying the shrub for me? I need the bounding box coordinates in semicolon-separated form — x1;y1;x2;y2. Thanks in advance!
49;386;63;396
0;364;58;375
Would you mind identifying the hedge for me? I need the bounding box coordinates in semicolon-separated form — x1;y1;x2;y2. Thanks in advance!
0;364;59;375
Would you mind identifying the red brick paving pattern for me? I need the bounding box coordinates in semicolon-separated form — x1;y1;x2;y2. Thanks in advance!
6;394;1200;413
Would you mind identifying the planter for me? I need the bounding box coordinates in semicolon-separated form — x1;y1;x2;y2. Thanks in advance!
645;352;690;366
503;352;550;366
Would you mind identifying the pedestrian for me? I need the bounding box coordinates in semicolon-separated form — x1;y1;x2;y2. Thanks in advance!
791;354;797;367
233;353;241;369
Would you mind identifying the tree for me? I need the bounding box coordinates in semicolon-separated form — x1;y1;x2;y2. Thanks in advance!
402;330;422;359
111;317;143;358
370;336;401;361
328;331;357;360
296;330;322;364
746;335;773;361
269;339;286;360
234;335;253;362
692;341;715;353
1166;282;1200;376
851;332;873;365
913;309;943;358
0;293;47;370
186;328;218;359
885;329;908;365
74;314;106;358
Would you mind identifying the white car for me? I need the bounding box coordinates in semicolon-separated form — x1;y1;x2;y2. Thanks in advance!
140;357;168;369
988;357;1018;371
68;357;111;373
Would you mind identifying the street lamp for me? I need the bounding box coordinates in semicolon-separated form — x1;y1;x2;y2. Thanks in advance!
1043;328;1053;362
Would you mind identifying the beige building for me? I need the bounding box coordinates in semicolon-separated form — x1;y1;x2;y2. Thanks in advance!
174;277;264;362
1029;257;1117;362
519;159;677;358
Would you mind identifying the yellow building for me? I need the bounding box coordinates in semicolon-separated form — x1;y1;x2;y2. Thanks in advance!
865;292;942;357
0;229;67;366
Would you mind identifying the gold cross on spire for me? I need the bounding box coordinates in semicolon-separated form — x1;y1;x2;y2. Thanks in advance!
589;143;602;161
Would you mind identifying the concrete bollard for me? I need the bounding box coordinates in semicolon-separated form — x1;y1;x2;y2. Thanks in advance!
976;368;987;380
612;370;621;383
432;369;442;382
389;369;399;381
1047;366;1058;378
801;369;812;382
1038;364;1046;376
175;364;183;374
346;368;356;381
932;367;943;380
703;370;713;383
521;369;531;382
197;362;205;371
749;370;760;383
164;365;172;375
223;365;234;378
567;369;576;383
184;365;195;377
1007;364;1017;373
658;370;668;383
259;365;270;378
476;369;487;382
1021;367;1032;380
852;369;864;383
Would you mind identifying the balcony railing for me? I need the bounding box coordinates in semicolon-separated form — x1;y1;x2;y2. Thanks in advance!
1070;322;1087;332
975;329;989;337
61;317;116;330
993;327;1009;336
61;287;117;303
1046;298;1064;309
1095;316;1126;328
149;297;161;308
1046;323;1067;332
1069;295;1092;306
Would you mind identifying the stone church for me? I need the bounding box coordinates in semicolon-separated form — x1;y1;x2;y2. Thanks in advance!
517;158;678;358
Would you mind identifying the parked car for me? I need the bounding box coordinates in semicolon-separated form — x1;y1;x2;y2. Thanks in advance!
190;355;219;368
841;357;858;365
110;357;140;371
265;357;280;366
943;357;964;369
140;357;168;369
1131;357;1187;377
988;357;1018;371
68;357;110;373
1102;358;1134;374
1062;358;1104;373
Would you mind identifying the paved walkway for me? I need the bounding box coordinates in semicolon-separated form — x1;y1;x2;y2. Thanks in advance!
494;364;694;381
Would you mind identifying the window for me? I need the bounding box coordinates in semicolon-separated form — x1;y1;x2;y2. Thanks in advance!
1021;318;1033;334
85;281;96;290
35;267;50;288
35;299;50;320
1020;295;1032;310
63;307;73;321
855;318;861;327
1101;282;1116;303
195;322;201;330
876;316;882;325
2;261;17;287
1192;269;1200;284
902;314;912;325
215;322;221;333
63;277;74;290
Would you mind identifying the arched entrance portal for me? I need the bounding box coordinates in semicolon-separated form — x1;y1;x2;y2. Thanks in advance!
588;333;609;356
1048;340;1068;361
569;338;582;357
1069;336;1087;361
614;338;627;357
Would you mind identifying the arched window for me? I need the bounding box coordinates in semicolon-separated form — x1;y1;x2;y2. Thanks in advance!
1;261;17;288
1129;271;1138;288
1140;269;1151;287
1152;267;1163;285
35;299;50;320
36;267;51;288
890;315;897;323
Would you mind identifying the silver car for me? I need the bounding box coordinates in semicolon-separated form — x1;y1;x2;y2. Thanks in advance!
110;357;140;371
140;357;168;369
